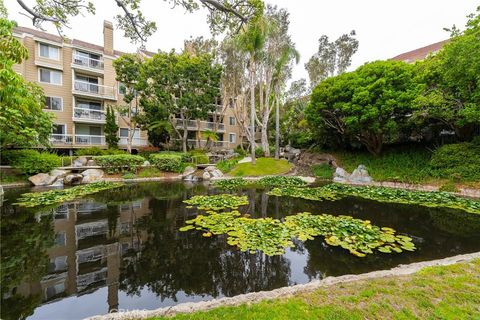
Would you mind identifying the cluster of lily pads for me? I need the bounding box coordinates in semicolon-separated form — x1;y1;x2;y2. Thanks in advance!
15;181;124;207
212;176;307;190
180;194;416;257
184;194;249;211
269;184;480;214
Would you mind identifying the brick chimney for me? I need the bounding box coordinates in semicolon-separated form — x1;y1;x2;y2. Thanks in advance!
103;20;114;55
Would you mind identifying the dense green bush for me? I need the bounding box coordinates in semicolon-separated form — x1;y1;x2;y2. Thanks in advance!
234;145;247;157
189;150;209;164
2;149;61;175
138;146;161;159
150;153;185;172
75;147;126;156
430;142;480;181
216;157;240;173
95;154;145;173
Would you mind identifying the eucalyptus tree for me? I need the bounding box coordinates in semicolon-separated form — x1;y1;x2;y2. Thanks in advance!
234;0;266;164
305;31;359;88
140;51;222;152
14;0;260;45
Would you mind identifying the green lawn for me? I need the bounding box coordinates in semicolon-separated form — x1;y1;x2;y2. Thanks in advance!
151;259;480;320
229;158;293;177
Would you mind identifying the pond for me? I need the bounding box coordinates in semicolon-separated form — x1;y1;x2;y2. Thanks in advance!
1;182;480;320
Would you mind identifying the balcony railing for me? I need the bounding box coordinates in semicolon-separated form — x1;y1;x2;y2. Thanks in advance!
50;134;73;145
174;139;230;149
174;119;225;132
73;80;116;99
72;54;104;70
75;135;105;145
73;107;106;122
119;137;149;146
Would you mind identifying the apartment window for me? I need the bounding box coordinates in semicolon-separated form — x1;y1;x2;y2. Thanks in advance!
118;82;127;95
52;124;66;135
54;232;66;246
229;116;236;126
44;97;62;111
39;68;62;85
39;43;60;60
120;128;139;138
229;133;236;143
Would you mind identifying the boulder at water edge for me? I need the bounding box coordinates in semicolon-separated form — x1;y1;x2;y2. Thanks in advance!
333;167;350;183
81;169;104;184
50;169;70;179
182;166;196;177
350;164;373;184
73;156;88;167
28;173;57;186
64;174;83;185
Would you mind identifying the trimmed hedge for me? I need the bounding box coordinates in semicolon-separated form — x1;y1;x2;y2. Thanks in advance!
150;153;185;172
95;154;145;173
430;142;480;181
75;147;126;156
2;149;61;175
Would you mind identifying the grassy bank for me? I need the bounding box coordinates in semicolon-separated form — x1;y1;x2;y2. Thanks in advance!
229;158;293;177
152;259;480;320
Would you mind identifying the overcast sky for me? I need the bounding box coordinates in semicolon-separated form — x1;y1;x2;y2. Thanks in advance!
5;0;478;84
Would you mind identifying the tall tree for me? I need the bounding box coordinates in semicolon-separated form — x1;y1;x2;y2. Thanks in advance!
0;12;53;149
305;31;358;88
140;51;222;152
14;0;259;45
414;7;480;141
105;105;119;148
234;0;266;164
112;54;143;153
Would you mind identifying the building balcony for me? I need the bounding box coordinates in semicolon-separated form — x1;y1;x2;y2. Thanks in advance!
174;119;225;132
74;134;106;146
72;80;116;100
119;137;149;147
174;139;231;149
73;107;106;124
72;54;104;75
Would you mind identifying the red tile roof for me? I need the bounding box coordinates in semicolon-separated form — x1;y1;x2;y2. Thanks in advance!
391;39;449;62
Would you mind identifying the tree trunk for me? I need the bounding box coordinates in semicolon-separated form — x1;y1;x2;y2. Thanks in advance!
182;127;188;153
249;57;256;165
261;119;269;157
275;96;280;160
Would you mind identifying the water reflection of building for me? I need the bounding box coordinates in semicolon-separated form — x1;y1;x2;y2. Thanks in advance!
15;198;150;313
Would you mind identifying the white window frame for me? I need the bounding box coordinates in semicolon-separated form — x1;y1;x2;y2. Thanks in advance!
38;42;60;60
38;68;63;85
52;123;67;135
44;96;63;111
229;116;236;126
229;133;236;143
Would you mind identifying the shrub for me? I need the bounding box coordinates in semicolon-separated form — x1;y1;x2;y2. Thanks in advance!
189;150;209;164
95;154;145;174
430;142;480;181
234;145;247;157
122;172;136;179
150;153;185;172
75;147;126;156
2;149;61;175
138;167;162;178
216;158;240;173
138;146;161;159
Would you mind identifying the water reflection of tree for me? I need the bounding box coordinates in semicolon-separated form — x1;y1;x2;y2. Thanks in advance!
119;197;291;301
1;204;54;320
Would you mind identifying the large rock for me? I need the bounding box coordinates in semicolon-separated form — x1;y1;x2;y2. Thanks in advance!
209;168;223;178
349;165;373;184
28;173;56;186
73;156;88;167
202;171;211;181
143;160;151;167
51;179;64;187
81;169;104;184
238;157;252;164
205;166;216;172
50;169;70;179
333;167;350;183
86;159;97;166
64;174;83;185
182;166;196;177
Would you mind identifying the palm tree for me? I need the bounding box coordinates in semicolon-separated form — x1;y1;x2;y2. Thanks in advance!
202;130;219;150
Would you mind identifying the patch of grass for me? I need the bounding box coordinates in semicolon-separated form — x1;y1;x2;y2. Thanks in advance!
0;173;27;184
229;158;293;177
334;147;433;184
151;259;480;320
138;167;163;178
312;163;334;179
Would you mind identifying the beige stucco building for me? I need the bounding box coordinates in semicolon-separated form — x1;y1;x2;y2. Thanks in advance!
13;21;244;152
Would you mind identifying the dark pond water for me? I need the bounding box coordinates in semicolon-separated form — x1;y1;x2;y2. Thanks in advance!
1;182;480;320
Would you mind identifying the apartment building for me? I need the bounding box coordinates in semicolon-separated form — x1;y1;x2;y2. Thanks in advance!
13;21;244;152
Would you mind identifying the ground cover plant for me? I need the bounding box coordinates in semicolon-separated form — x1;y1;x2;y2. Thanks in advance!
180;195;416;257
269;184;480;214
14;181;124;207
212;176;307;190
152;259;480;320
312;163;334;179
228;158;293;177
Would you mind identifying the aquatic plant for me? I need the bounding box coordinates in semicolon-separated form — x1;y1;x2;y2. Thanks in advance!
212;176;308;191
183;194;249;211
269;184;480;214
212;178;249;190
179;211;416;257
15;182;124;207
